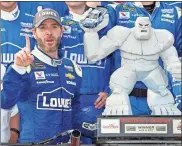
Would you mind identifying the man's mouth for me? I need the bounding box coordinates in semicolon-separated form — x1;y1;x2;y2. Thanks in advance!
45;38;55;45
46;39;54;42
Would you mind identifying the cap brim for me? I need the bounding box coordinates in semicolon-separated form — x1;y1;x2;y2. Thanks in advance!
34;16;61;28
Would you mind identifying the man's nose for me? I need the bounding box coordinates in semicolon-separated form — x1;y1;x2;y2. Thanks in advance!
45;29;52;35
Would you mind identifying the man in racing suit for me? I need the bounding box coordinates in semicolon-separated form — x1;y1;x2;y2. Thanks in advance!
1;2;51;142
1;1;52;67
60;2;118;144
1;8;82;144
113;1;182;114
1;64;20;143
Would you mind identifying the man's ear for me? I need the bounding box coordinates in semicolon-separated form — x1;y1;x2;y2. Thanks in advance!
32;28;37;40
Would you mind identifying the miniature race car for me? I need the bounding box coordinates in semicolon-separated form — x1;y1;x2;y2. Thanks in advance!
81;7;107;28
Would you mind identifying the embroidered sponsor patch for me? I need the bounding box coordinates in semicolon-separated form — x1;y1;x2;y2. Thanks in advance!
66;80;76;86
62;25;72;34
31;62;45;69
65;73;75;80
119;12;130;19
34;71;46;80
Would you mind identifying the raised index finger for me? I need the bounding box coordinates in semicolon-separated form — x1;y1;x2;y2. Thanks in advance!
25;35;31;52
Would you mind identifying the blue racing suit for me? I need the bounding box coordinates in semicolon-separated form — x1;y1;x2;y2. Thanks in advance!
165;1;182;9
51;2;68;17
60;6;117;143
114;1;182;114
1;46;82;144
168;73;182;111
1;2;52;67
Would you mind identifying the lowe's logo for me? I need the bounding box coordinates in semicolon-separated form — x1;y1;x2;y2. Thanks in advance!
1;43;21;66
37;87;74;111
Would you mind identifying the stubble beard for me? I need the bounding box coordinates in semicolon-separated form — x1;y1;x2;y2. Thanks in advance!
36;36;61;54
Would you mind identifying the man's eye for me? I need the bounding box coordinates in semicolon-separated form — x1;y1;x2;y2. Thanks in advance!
145;24;149;26
53;25;58;28
139;23;143;26
39;26;45;29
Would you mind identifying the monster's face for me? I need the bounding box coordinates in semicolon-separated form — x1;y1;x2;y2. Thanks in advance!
134;17;152;40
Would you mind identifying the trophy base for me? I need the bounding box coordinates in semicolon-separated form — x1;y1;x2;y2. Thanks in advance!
97;116;181;145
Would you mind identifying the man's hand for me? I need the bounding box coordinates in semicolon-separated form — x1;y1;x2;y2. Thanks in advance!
9;132;19;143
94;92;108;109
15;35;34;67
9;113;19;144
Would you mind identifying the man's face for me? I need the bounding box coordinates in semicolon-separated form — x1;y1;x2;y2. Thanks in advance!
33;19;62;54
0;2;16;10
66;2;86;8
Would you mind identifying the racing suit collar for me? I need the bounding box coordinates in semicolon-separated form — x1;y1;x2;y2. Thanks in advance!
1;5;20;21
69;8;92;22
133;1;160;8
31;46;62;67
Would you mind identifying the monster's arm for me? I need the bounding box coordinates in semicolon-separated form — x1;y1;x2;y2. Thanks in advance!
84;26;130;62
160;30;181;81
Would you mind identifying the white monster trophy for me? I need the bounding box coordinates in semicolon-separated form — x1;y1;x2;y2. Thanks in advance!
81;14;181;115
